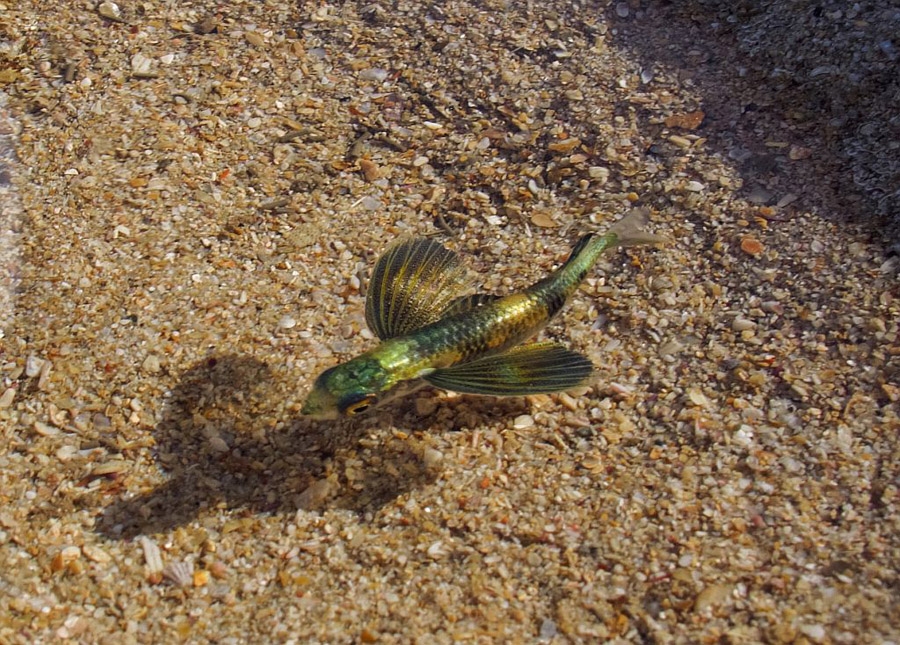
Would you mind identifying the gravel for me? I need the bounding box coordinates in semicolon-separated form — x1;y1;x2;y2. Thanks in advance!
0;1;898;642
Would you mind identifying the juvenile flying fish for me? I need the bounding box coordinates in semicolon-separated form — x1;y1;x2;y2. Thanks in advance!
301;209;663;419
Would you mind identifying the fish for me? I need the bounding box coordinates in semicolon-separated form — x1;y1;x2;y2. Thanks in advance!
300;208;664;419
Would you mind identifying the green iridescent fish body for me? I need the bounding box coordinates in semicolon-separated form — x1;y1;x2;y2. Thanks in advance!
301;209;662;419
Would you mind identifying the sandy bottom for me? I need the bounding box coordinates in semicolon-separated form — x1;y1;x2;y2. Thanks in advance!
0;1;898;643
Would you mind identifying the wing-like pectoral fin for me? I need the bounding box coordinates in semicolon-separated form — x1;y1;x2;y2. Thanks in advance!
365;238;470;340
424;342;594;396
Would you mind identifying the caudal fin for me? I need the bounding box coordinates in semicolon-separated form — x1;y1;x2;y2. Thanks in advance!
607;208;668;247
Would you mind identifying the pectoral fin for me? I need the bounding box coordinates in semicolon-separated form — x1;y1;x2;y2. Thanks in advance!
424;342;594;396
365;238;470;339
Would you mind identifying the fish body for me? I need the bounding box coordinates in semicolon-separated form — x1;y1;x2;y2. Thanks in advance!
301;209;662;419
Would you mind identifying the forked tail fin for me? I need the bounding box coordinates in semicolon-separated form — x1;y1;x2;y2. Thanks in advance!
606;208;668;248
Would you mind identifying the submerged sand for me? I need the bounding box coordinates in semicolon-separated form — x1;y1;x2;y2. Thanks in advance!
0;1;897;642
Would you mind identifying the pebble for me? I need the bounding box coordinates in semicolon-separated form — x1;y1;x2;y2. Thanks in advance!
0;387;14;408
694;583;732;612
422;447;443;469
82;545;111;564
141;354;161;373
25;354;44;378
415;396;438;416
731;316;756;332
746;185;774;204
799;624;826;643
278;315;297;329
97;1;123;22
297;478;332;510
740;236;764;256
1;2;896;642
358;67;389;82
513;414;535;429
588;166;610;183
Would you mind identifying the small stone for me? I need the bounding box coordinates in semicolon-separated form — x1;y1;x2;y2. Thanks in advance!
799;624;826;643
25;354;44;378
665;110;705;130
415;397;438;415
732;317;756;332
513;414;534;429
82;545;112;564
687;388;710;408
208;436;229;453
359;195;382;211
426;541;448;559
548;137;581;153
244;31;265;47
746;185;773;205
615;2;629;17
130;53;157;77
97;1;124;22
668;135;692;149
193;570;210;587
422;447;443;468
530;212;558;228
297;478;332;510
358;67;389;82
0;387;15;408
882;383;900;402
141;354;161;373
539;618;558;640
358;158;380;182
588;166;609;183
694;583;732;612
740;236;764;256
60;546;82;564
788;145;812;160
684;180;705;192
34;421;60;436
278;315;297;329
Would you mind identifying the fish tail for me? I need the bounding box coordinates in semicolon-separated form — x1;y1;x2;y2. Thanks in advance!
566;208;665;271
604;207;668;248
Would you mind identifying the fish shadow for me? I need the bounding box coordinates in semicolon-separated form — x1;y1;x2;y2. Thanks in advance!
96;354;436;540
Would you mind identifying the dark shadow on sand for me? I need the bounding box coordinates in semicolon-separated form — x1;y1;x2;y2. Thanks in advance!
96;354;439;539
601;1;899;247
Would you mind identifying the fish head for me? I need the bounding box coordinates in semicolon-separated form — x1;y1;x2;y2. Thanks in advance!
300;356;389;420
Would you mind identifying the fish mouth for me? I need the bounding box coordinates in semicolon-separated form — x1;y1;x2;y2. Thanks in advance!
300;404;339;421
300;392;340;420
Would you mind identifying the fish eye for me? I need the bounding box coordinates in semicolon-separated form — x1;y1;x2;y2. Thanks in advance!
343;394;377;416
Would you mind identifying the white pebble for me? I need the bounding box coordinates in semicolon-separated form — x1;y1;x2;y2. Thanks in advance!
422;447;443;468
25;354;44;378
278;315;297;329
732;316;756;332
358;67;389;82
0;387;15;408
799;624;826;643
513;414;534;429
141;354;161;373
